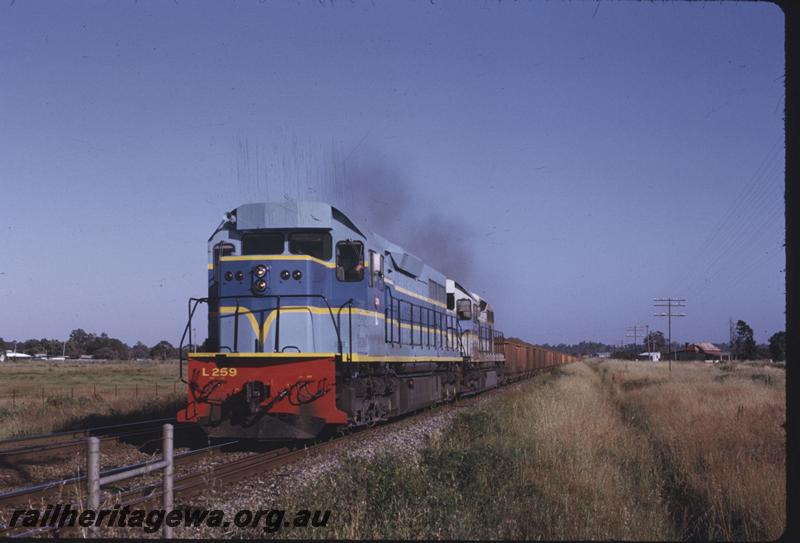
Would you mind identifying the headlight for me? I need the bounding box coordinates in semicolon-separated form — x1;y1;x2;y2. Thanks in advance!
254;279;267;292
254;264;267;278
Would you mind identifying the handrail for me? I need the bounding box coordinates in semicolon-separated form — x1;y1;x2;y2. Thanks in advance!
178;294;346;379
383;286;464;356
336;299;354;363
179;298;206;383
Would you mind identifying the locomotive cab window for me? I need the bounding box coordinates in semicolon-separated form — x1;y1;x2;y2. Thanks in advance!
212;242;235;282
456;299;472;320
242;232;284;255
369;250;384;287
289;231;332;261
212;242;235;260
336;240;364;282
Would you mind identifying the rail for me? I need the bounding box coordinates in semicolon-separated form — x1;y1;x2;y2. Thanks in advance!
476;324;504;353
384;287;464;354
179;294;349;381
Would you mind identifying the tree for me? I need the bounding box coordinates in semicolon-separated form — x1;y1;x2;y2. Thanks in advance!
643;331;666;352
150;340;177;360
0;337;5;351
131;341;150;360
22;339;44;355
68;329;92;357
94;346;117;360
734;320;757;360
768;331;786;361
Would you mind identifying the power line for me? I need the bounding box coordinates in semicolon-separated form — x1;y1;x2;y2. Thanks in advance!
654;298;687;371
625;324;648;352
662;139;783;297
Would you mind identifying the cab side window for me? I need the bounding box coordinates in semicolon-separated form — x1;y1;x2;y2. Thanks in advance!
369;250;383;287
336;240;365;282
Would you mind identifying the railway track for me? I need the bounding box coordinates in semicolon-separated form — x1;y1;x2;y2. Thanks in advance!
0;418;180;463
0;402;432;539
1;438;338;538
0;370;559;538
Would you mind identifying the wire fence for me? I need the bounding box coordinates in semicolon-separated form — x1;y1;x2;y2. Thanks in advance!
0;382;184;408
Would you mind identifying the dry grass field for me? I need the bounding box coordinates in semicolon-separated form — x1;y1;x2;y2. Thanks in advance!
0;359;184;439
0;358;785;540
259;359;785;540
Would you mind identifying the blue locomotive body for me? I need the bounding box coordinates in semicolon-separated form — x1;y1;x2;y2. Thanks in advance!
179;201;505;439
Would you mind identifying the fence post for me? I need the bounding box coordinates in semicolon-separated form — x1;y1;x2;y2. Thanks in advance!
41;387;44;407
162;424;174;539
87;436;100;538
135;384;138;398
11;390;15;408
155;383;158;397
115;384;118;397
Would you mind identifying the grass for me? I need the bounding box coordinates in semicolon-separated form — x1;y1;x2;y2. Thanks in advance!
0;359;185;439
0;358;785;540
596;359;786;540
231;359;784;540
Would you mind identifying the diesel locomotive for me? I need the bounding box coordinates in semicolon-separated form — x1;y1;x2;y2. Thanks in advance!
177;201;574;440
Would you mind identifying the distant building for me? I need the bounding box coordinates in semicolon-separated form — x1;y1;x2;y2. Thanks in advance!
3;350;32;361
595;352;611;358
673;342;727;362
637;351;661;362
79;355;94;360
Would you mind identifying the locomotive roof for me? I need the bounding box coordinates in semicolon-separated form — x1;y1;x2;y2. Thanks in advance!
232;201;366;236
230;201;420;260
226;200;478;299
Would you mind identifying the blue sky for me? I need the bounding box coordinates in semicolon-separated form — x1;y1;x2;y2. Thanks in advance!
0;1;785;347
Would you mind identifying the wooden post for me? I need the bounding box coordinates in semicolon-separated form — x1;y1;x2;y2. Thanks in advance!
41;387;44;407
115;384;118;397
155;383;158;397
135;384;138;398
11;389;15;408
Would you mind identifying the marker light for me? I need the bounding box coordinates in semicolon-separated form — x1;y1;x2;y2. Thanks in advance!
292;270;302;280
254;264;267;278
224;271;233;281
254;279;267;292
235;271;244;281
280;270;290;280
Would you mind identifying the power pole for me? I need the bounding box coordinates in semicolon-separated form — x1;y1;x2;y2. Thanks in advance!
654;298;687;371
626;325;648;358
